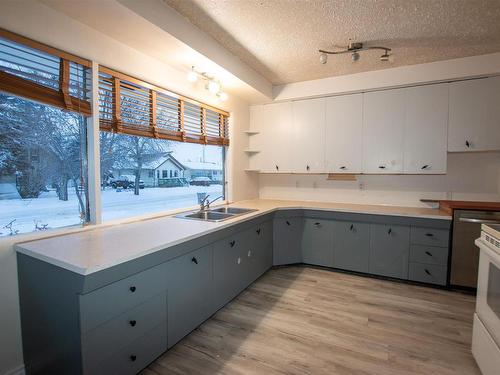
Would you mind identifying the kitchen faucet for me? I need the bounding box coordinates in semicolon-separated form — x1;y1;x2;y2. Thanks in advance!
199;195;224;211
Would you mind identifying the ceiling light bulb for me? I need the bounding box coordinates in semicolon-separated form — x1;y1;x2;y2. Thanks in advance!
207;80;220;94
218;92;228;101
351;52;360;62
319;53;328;64
187;67;198;82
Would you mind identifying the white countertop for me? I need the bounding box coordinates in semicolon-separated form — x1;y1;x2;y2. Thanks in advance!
15;199;451;275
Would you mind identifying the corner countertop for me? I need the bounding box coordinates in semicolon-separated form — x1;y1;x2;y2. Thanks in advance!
15;199;451;276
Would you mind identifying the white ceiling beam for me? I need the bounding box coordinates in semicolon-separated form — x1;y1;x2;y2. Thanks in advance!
118;0;273;100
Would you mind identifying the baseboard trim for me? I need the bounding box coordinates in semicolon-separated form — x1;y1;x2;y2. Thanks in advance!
3;365;25;375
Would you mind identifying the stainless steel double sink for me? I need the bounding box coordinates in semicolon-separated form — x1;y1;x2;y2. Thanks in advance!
175;207;257;222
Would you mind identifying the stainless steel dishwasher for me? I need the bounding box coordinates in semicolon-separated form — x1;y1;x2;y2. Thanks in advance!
451;210;500;289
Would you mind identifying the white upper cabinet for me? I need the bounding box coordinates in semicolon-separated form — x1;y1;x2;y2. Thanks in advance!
249;102;293;173
292;98;326;173
362;89;406;174
325;94;363;173
448;76;500;152
403;84;448;174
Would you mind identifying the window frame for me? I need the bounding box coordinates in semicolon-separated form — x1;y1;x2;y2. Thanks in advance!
0;31;230;239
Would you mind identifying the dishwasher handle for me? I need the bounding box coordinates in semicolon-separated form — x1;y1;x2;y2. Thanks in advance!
459;217;500;224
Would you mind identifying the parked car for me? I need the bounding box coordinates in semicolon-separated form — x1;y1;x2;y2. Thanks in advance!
110;175;145;189
190;177;211;186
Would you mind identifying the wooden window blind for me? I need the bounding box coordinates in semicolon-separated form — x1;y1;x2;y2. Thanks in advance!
0;28;92;116
98;66;230;146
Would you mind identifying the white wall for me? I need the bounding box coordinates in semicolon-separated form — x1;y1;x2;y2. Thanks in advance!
0;2;257;374
259;152;500;207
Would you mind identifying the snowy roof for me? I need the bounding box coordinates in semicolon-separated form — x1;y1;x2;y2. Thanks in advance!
181;160;222;171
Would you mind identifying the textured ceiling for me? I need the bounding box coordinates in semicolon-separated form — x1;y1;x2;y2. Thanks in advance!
164;0;500;85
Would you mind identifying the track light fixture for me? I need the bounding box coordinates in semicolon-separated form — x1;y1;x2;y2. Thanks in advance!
319;42;392;64
187;66;228;101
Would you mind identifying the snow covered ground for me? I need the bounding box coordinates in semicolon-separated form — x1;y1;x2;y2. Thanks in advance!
0;185;223;236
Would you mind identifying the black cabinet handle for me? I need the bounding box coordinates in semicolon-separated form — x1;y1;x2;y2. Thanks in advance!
129;320;137;327
378;165;386;169
314;222;321;227
465;140;471;148
350;224;354;231
130;355;137;362
275;165;279;171
306;165;310;171
230;240;236;247
129;286;136;293
340;166;346;170
425;233;434;237
388;228;392;235
421;165;429;170
424;269;431;276
286;220;291;226
425;251;433;257
191;257;198;264
256;228;261;235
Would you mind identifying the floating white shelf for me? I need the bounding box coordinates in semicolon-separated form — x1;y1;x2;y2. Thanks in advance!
244;150;260;154
244;130;260;135
244;169;260;172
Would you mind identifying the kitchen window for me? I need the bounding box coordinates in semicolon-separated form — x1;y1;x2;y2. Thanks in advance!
0;30;91;236
98;67;227;222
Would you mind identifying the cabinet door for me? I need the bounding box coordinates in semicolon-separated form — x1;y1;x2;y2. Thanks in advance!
301;219;334;267
213;233;246;310
166;245;213;347
250;221;273;277
448;76;500;152
325;94;363;173
273;217;303;265
292;98;326;173
332;221;370;273
369;224;410;279
251;102;293;173
362;89;406;173
404;84;448;174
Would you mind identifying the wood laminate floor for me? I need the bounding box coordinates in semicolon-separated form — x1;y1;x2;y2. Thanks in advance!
141;266;480;375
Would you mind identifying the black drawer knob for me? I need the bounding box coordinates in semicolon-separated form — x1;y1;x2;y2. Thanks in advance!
275;165;279;170
130;355;137;362
191;257;198;264
286;220;291;226
388;228;392;235
421;165;429;170
425;251;433;257
314;222;321;227
424;269;431;276
379;165;386;169
465;140;471;148
129;286;136;293
425;233;434;237
230;240;236;247
340;166;346;170
256;228;261;235
129;320;137;327
306;165;310;171
350;224;354;231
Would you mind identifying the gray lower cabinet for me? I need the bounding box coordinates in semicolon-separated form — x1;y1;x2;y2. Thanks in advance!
242;221;273;284
408;262;447;286
273;217;303;265
301;219;334;267
369;224;410;279
332;221;370;273
213;231;247;310
166;245;213;348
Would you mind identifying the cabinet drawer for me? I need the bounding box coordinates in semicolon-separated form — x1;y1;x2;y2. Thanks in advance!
410;227;449;247
408;262;447;286
410;245;449;266
80;263;167;332
82;293;167;366
87;321;167;375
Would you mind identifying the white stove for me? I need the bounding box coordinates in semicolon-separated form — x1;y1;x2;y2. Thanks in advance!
473;224;500;375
